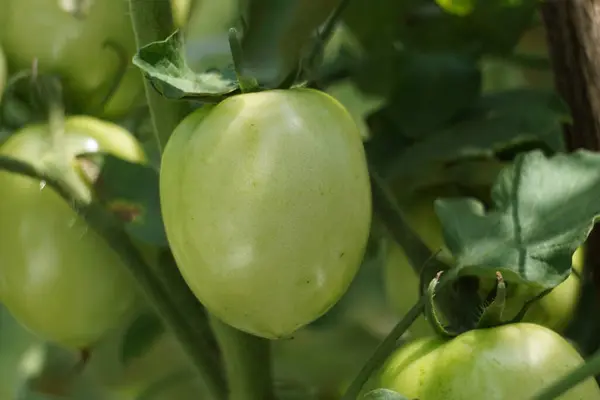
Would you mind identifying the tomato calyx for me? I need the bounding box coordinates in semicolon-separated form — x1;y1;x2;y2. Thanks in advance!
424;268;563;338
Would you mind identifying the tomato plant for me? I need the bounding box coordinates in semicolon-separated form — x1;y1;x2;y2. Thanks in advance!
367;323;600;399
0;116;146;348
0;0;144;119
2;1;600;400
160;89;372;339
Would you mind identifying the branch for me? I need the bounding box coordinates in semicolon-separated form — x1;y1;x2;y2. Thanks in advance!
540;0;600;337
369;169;446;276
341;296;426;400
0;155;227;399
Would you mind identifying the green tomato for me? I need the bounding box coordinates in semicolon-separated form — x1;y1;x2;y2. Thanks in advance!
0;116;147;348
368;323;600;399
0;0;144;119
160;89;372;339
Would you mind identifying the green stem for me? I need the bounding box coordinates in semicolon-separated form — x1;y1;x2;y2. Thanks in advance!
341;296;427;400
127;0;191;152
228;28;260;93
209;316;275;400
532;348;600;400
0;155;228;399
369;169;447;276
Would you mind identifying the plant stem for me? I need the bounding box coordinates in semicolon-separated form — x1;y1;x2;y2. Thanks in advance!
532;348;600;400
369;169;447;275
341;296;426;400
209;316;275;400
0;155;228;399
128;0;190;152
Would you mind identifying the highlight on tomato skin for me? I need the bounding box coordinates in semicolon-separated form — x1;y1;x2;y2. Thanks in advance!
0;116;147;349
159;88;373;339
365;323;600;399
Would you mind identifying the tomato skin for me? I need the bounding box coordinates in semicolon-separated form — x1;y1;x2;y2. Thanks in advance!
370;323;600;399
0;0;144;119
0;116;146;348
160;88;372;339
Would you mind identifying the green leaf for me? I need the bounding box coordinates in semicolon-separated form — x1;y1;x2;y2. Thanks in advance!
434;150;600;290
133;30;238;101
120;311;165;365
357;51;481;137
384;89;569;184
362;388;410;400
85;153;168;246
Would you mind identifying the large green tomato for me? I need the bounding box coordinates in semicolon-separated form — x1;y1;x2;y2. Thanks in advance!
0;0;144;119
369;323;600;399
384;185;584;334
160;89;372;339
0;116;147;348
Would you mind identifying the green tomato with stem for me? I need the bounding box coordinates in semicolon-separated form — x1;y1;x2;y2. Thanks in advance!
0;116;146;348
0;0;144;119
160;89;372;339
367;323;600;399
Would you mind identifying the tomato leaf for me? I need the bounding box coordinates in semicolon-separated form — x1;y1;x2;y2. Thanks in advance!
120;311;165;365
133;30;238;101
356;51;481;138
362;388;410;400
84;153;168;246
383;89;569;183
435;149;600;289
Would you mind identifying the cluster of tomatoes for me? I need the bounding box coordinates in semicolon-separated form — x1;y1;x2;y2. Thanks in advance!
0;0;598;399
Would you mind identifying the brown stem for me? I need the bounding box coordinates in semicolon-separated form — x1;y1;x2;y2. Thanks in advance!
540;1;600;317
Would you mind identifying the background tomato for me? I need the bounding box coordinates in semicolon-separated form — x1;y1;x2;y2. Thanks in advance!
0;116;147;348
0;0;144;119
368;323;600;399
160;89;372;339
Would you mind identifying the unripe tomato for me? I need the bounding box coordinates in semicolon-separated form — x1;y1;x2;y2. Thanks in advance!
368;323;600;399
0;116;146;348
160;89;372;339
0;0;144;119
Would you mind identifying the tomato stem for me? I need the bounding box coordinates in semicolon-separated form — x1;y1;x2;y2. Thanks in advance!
228;27;260;94
127;0;191;153
209;316;275;400
341;296;426;400
532;347;600;399
369;169;449;276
